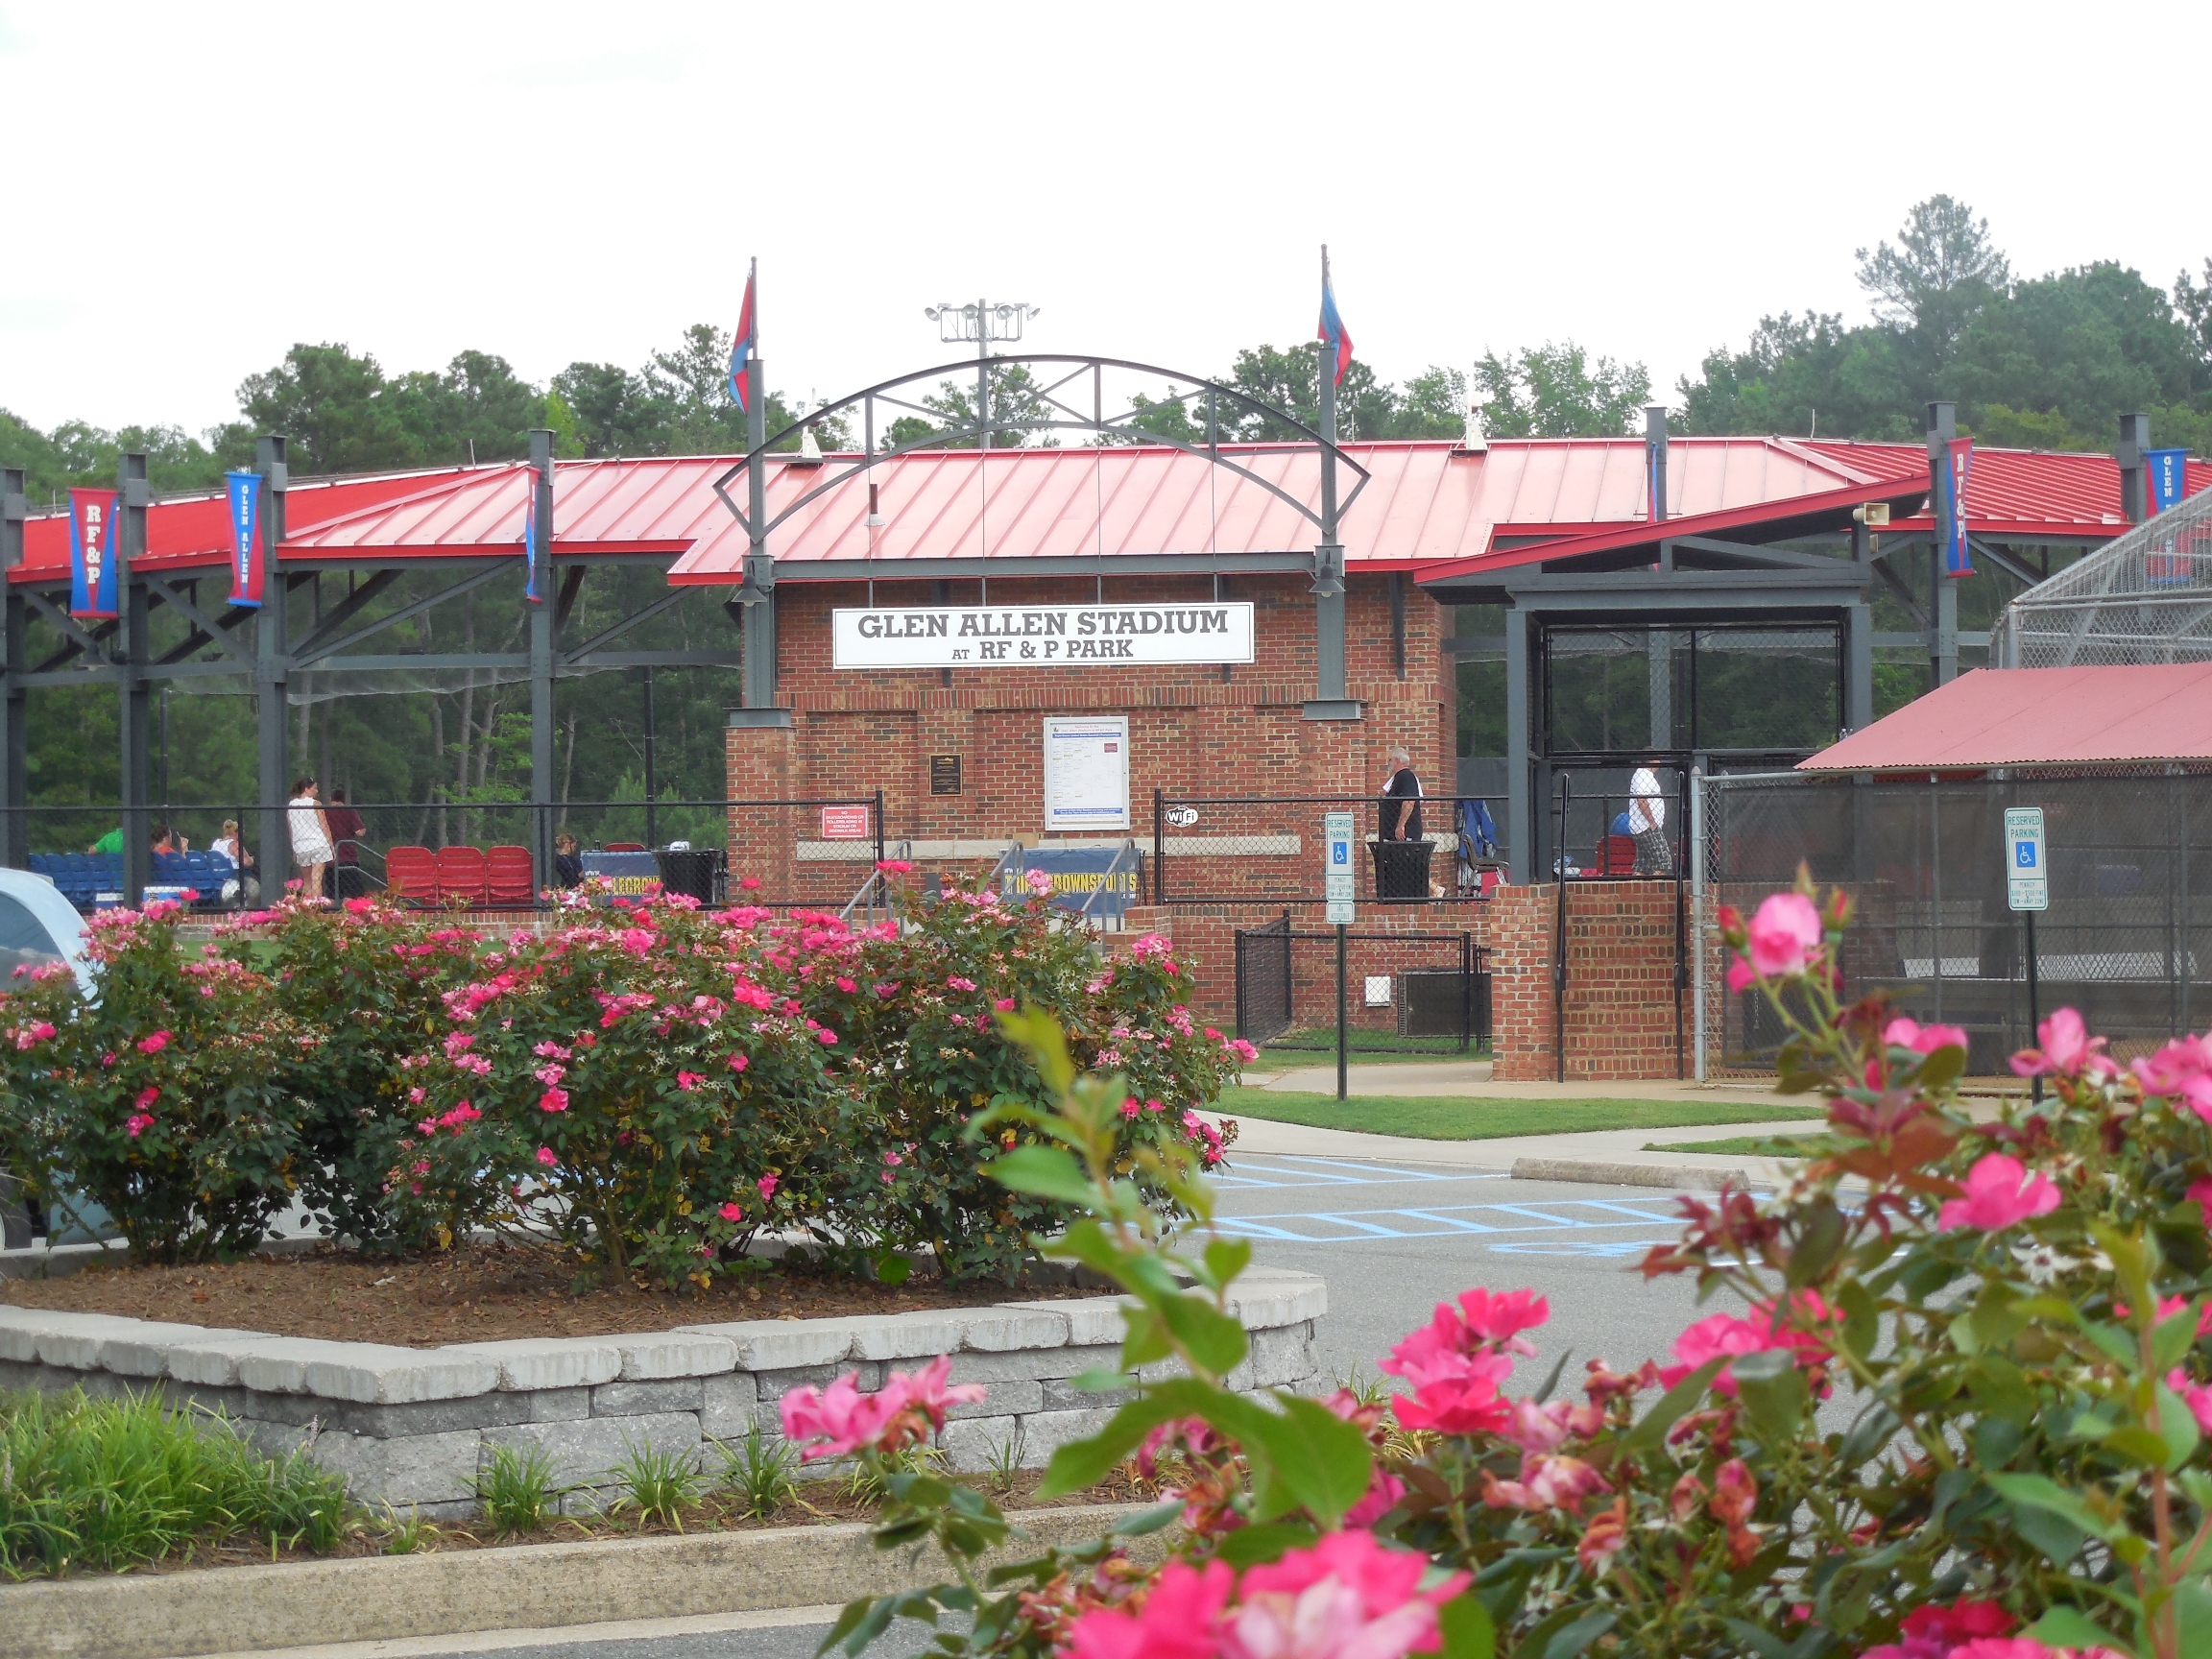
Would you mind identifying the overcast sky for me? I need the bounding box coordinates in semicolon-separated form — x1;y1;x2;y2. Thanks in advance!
4;1;2207;439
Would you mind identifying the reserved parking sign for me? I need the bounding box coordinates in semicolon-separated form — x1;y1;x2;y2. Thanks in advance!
2006;806;2047;912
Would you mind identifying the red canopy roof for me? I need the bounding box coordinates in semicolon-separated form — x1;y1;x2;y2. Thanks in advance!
12;469;476;585
18;438;2207;587
1799;663;2212;772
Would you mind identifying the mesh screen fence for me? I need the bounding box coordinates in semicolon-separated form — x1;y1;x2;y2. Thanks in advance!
1992;488;2212;666
1699;770;2212;1076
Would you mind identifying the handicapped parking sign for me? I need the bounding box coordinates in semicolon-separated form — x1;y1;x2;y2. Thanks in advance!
2005;806;2047;912
1322;811;1355;924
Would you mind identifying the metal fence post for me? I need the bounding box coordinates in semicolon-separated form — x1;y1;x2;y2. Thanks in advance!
1335;921;1348;1102
874;789;884;873
1553;774;1570;1083
1152;787;1165;904
1691;768;1707;1083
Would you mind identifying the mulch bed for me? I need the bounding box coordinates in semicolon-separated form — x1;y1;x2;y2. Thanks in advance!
123;1465;1168;1578
0;1241;1091;1347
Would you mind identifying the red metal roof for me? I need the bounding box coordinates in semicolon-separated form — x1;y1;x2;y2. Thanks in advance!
12;468;477;585
1799;663;2212;771
1415;473;1932;585
22;438;2206;589
1800;441;2212;540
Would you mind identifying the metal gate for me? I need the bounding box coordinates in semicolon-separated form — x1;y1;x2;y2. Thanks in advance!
1234;913;1294;1044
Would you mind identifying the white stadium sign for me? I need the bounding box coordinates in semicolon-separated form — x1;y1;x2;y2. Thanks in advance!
831;603;1256;669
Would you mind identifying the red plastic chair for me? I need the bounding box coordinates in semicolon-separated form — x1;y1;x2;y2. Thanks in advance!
1599;834;1639;876
385;846;442;906
435;845;490;905
604;842;646;853
486;845;535;906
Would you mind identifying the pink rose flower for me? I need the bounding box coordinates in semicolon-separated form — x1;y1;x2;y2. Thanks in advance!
676;1071;705;1092
728;1053;750;1072
1227;1530;1469;1659
994;997;1016;1012
2136;1033;2212;1119
2011;1007;2116;1080
539;1088;569;1114
1067;1558;1234;1659
1939;1152;2062;1232
875;859;913;875
536;1146;559;1166
125;1113;155;1138
1884;1017;1970;1055
779;1355;984;1459
136;1030;171;1054
815;1028;838;1045
719;1201;744;1222
1741;891;1824;980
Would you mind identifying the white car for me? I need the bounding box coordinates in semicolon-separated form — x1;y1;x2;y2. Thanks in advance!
0;866;93;993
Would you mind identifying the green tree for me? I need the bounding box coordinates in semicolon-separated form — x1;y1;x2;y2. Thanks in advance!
1474;342;1652;437
236;344;418;475
1855;193;2012;392
916;364;1056;449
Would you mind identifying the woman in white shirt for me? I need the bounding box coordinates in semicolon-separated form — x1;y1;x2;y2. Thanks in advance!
287;778;334;902
212;818;260;905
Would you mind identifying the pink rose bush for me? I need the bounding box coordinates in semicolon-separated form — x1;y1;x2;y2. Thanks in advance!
0;870;1238;1288
798;893;2212;1659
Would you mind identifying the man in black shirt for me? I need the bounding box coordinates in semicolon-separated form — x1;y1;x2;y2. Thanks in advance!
1379;747;1424;841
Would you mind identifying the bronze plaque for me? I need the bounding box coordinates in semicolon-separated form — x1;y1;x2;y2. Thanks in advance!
929;754;961;795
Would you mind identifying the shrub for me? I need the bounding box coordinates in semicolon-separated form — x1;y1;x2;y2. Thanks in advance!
221;897;482;1247
0;901;312;1262
803;888;2212;1659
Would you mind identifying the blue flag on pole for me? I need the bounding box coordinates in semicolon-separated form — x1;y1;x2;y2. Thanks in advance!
68;488;120;619
1317;254;1353;389
728;261;757;414
522;484;541;604
1943;438;1974;578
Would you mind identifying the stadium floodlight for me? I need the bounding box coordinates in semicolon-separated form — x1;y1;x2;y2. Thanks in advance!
924;301;1040;356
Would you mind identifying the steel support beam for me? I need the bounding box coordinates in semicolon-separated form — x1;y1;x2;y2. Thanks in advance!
1845;601;1874;733
293;562;511;667
1303;329;1353;720
0;469;24;868
1504;606;1531;884
117;453;152;903
528;429;556;892
256;437;290;889
739;305;777;710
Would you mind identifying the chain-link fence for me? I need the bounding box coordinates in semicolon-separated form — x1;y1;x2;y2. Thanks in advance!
1991;486;2212;667
1696;769;2212;1076
1549;774;1687;879
1232;918;1488;1056
1154;793;1505;906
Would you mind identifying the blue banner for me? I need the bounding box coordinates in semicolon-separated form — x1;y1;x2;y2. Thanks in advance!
1943;438;1974;578
1000;848;1141;921
522;488;541;604
67;488;120;619
2148;447;2189;517
225;470;262;608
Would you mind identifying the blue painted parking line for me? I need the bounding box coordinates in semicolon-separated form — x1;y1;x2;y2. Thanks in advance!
1210;1195;1711;1247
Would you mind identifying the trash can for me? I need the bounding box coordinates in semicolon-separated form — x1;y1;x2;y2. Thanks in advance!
1370;838;1434;902
653;848;726;905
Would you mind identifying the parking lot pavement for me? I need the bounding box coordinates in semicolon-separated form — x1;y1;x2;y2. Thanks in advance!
1210;1151;1735;1390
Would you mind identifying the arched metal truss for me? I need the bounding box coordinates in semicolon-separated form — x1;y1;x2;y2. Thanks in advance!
709;353;1373;555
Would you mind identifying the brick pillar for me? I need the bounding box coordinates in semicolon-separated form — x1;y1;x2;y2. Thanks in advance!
1487;880;1684;1082
726;715;799;899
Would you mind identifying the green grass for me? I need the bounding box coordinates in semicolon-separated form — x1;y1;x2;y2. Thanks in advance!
0;1387;354;1578
1642;1132;1836;1159
1214;1086;1824;1142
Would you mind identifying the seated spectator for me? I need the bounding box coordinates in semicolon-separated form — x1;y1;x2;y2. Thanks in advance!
151;823;189;855
554;832;586;890
87;826;123;854
325;789;368;901
211;820;259;905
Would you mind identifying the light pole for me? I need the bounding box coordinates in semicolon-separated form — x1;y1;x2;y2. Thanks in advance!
922;301;1039;452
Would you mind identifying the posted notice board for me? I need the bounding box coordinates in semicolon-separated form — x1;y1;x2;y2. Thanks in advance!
1043;716;1129;831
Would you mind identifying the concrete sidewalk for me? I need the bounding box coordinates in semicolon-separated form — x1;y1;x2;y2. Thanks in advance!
1250;1058;1801;1108
1206;1108;1816;1184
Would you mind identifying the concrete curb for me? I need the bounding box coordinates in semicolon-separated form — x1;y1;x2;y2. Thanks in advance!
0;1503;1145;1659
1510;1157;1753;1191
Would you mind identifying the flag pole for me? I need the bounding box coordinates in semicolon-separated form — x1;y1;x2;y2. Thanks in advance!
741;256;777;710
1308;244;1349;713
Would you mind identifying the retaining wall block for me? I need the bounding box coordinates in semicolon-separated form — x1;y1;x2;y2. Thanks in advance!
753;1360;882;1403
1010;1407;1121;1463
0;1308;156;1366
937;1414;1022;1474
1000;1298;1127;1348
1042;1377;1137;1411
951;1379;1040;1419
176;1336;357;1393
948;1343;1123;1386
698;1372;760;1440
958;1309;1072;1352
325;1392;540;1439
836;1310;975;1362
301;1345;502;1407
97;1323;264;1380
481;1409;706;1492
527;1386;594;1424
592;1378;705;1418
612;1333;738;1382
678;1319;853;1372
445;1337;623;1392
